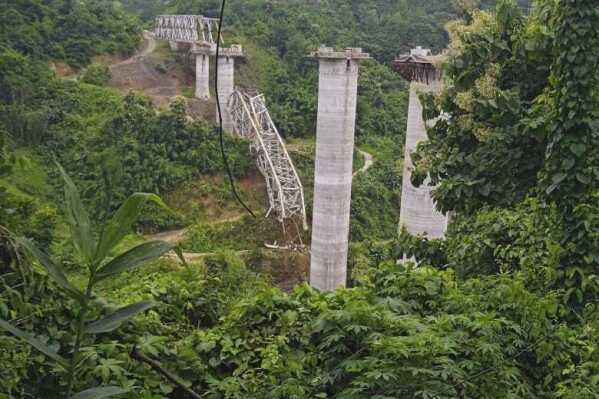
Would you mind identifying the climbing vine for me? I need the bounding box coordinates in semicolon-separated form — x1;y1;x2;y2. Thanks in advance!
541;0;599;308
410;0;553;214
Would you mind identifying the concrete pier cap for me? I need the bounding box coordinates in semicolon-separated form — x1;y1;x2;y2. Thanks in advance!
220;44;244;58
309;46;371;61
308;45;370;292
191;42;214;55
190;43;244;58
410;46;432;57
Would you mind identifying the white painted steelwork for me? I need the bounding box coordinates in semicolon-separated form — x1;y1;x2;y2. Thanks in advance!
155;15;220;45
228;91;307;230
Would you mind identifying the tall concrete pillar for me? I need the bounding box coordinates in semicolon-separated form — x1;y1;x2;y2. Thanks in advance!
215;46;244;134
195;53;210;99
216;56;235;133
309;47;370;291
399;81;448;238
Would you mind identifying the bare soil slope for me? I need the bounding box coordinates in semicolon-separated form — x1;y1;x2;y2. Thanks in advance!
109;32;215;120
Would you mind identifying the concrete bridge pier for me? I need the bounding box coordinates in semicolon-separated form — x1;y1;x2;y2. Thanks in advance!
309;47;370;291
215;45;244;134
399;80;447;238
392;47;448;247
195;53;210;99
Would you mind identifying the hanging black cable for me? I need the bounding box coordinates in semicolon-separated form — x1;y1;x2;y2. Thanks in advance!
214;0;256;217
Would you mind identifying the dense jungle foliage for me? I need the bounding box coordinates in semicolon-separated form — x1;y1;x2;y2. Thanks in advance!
1;0;598;398
0;0;140;68
0;0;253;235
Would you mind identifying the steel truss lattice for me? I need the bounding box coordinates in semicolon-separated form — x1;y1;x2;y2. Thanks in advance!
228;91;307;230
154;15;220;44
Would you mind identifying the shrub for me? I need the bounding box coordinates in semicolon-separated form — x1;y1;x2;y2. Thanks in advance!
81;64;112;86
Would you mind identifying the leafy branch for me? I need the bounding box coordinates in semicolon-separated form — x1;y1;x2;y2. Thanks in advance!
0;164;181;398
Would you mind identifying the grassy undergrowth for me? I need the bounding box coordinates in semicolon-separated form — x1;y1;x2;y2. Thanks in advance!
161;174;267;225
182;215;286;253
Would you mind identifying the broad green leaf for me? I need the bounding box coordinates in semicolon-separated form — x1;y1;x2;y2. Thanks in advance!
570;143;586;157
478;183;491;197
85;301;156;334
0;319;68;367
562;157;576;170
524;40;536;51
56;162;95;263
94;193;168;264
15;237;84;301
71;386;128;399
551;173;567;184
576;173;591;184
96;241;174;280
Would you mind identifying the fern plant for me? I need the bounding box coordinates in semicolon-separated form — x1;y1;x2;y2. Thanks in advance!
0;164;181;399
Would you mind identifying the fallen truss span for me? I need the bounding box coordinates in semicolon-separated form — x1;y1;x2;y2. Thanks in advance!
228;91;307;230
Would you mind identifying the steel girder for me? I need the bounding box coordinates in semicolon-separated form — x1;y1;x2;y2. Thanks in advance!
154;15;220;44
228;91;307;230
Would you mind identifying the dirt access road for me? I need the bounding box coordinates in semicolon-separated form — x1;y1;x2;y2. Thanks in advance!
354;149;374;177
110;30;180;96
111;30;157;67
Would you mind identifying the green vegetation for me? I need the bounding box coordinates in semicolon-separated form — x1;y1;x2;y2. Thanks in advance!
397;1;599;396
407;0;599;309
169;264;562;398
81;64;112;87
0;0;254;233
0;0;140;69
1;167;178;397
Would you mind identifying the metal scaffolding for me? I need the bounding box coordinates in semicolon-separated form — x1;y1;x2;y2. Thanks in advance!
228;91;307;230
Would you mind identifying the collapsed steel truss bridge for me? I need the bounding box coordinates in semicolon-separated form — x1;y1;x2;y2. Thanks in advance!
228;91;307;230
154;15;220;45
154;15;307;233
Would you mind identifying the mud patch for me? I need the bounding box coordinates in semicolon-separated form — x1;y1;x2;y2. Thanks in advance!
248;250;310;292
110;59;181;93
186;98;216;121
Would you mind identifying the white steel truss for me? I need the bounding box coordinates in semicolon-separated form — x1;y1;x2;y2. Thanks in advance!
154;15;220;44
228;91;307;230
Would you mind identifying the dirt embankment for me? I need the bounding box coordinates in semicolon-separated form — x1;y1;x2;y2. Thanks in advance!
109;32;215;120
